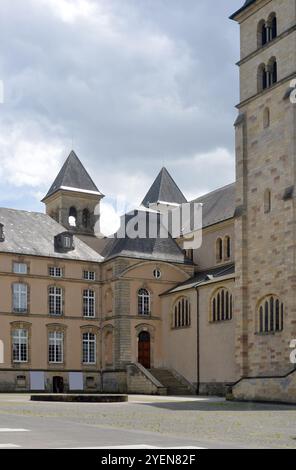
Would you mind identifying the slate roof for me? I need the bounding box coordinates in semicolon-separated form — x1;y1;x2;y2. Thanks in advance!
191;183;236;229
43;151;102;200
0;208;102;262
142;168;187;208
164;263;235;295
102;209;192;265
230;0;256;20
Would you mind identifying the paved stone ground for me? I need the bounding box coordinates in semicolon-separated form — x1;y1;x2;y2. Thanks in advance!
0;394;295;449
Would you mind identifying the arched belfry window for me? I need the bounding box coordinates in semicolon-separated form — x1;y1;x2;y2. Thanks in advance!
258;59;277;92
269;57;277;85
173;297;191;329
268;13;277;41
258;20;267;47
68;207;77;227
138;289;151;316
211;288;233;323
258;295;284;334
82;208;90;228
258;64;267;92
258;15;277;47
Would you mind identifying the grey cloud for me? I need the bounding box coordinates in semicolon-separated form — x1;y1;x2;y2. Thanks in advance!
0;0;241;210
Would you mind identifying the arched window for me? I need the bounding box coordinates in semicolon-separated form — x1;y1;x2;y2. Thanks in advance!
263;107;270;128
224;236;231;260
173;297;191;329
68;207;77;227
82;209;90;228
258;20;267;47
211;288;233;323
267;13;277;41
138;289;151;316
258;64;267;92
258;295;284;334
264;189;271;214
268;57;277;85
216;238;223;263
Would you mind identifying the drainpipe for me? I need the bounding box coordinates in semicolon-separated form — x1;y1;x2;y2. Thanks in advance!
99;280;103;393
196;287;200;395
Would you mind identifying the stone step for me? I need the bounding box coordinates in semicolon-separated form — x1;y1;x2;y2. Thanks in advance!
149;369;195;396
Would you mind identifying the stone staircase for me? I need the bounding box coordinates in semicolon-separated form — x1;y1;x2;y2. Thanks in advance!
149;368;195;396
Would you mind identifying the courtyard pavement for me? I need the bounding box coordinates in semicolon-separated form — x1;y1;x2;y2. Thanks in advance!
0;394;295;449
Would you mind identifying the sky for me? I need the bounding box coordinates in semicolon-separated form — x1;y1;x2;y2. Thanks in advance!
0;0;241;213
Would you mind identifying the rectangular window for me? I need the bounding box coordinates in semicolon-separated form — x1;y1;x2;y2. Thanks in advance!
13;263;28;275
83;333;96;364
13;283;28;313
49;267;62;278
64;237;71;249
12;329;28;363
48;331;64;363
83;290;95;318
49;287;63;316
83;271;96;281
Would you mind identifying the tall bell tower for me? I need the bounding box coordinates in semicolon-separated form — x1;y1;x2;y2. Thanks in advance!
231;0;296;379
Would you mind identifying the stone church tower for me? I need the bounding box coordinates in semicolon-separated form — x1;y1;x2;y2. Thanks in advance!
42;151;104;239
232;0;296;380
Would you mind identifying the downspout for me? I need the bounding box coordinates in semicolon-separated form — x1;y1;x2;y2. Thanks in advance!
196;287;200;395
99;278;103;392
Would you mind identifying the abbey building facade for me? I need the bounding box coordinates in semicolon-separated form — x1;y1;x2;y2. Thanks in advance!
0;0;295;402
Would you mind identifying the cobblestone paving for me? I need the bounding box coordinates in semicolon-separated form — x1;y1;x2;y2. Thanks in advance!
0;394;295;449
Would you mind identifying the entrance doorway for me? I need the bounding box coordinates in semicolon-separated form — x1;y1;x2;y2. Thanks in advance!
53;376;64;393
138;331;151;369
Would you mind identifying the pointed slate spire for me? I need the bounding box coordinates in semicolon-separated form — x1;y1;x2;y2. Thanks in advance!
142;167;187;208
43;151;102;200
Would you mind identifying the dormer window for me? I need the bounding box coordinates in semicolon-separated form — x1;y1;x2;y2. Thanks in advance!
54;232;74;253
0;224;4;242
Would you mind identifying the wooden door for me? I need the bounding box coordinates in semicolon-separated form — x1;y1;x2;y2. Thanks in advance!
138;332;151;369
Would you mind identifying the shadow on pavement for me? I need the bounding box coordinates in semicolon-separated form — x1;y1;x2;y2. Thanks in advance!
138;398;296;412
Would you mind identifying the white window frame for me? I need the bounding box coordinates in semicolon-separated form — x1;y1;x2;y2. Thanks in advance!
48;331;64;363
64;236;71;249
49;286;63;316
13;283;28;313
83;289;95;318
83;271;96;281
49;267;63;278
138;289;151;316
12;329;28;363
82;332;96;364
13;263;28;275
